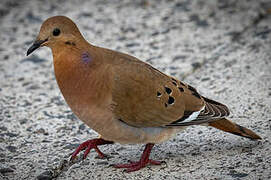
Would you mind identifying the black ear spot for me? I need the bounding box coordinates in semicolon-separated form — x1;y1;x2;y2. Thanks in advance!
168;96;175;105
165;87;172;94
65;41;76;46
157;91;162;97
178;87;184;92
53;28;61;36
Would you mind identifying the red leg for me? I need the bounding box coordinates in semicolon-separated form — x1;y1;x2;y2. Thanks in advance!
70;138;113;160
114;143;162;172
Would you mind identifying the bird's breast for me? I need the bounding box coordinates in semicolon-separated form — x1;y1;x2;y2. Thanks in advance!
52;52;114;131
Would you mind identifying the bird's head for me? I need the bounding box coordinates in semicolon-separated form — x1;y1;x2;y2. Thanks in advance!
27;16;84;56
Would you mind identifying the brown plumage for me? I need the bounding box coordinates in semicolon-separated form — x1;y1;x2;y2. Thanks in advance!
209;118;261;140
27;16;261;172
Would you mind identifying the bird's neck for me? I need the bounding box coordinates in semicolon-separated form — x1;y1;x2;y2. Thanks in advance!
51;38;89;57
52;44;112;119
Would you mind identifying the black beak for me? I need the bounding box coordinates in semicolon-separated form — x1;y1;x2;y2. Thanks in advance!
26;39;48;56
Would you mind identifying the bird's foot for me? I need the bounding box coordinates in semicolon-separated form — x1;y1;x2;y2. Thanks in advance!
70;138;113;160
113;143;162;172
114;159;162;172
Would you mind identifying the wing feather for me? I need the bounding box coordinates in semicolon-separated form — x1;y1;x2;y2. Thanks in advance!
110;52;204;127
167;96;230;126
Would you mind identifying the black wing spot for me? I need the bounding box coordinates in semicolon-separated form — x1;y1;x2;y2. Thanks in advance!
171;78;177;82
179;81;186;86
178;87;184;92
157;91;162;97
165;103;168;108
188;85;197;93
192;92;201;99
168;96;175;105
165;86;172;94
171;81;177;86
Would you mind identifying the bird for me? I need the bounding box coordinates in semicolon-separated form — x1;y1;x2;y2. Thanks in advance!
27;16;261;172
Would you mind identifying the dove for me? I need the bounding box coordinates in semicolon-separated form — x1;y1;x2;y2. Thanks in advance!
27;16;261;172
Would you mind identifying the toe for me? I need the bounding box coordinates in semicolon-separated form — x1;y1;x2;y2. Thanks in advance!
114;162;137;168
149;159;162;165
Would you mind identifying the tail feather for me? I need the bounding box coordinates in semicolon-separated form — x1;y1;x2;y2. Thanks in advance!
209;118;261;140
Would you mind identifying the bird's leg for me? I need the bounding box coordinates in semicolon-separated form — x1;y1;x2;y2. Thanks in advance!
70;138;113;160
114;143;162;172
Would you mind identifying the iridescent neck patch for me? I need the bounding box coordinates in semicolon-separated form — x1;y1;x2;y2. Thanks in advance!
81;52;92;63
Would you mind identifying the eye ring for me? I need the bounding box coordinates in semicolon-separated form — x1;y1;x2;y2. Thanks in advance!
52;28;61;36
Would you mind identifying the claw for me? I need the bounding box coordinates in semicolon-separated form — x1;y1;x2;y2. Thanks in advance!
114;159;162;172
70;141;162;172
113;143;162;172
70;138;113;161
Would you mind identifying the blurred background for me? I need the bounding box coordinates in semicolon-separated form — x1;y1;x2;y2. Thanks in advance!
0;0;271;179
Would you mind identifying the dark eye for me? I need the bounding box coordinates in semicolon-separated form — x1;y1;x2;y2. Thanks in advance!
53;28;61;36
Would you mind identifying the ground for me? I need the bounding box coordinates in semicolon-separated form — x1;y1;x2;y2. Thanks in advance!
0;0;271;179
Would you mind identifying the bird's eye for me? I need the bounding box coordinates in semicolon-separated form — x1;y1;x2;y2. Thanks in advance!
52;28;61;36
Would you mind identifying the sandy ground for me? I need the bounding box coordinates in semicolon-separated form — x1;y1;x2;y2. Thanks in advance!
0;0;271;179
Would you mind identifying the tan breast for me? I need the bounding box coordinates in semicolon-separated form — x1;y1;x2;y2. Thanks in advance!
52;47;114;130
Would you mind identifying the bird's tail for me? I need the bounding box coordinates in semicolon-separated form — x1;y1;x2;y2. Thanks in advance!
208;118;261;140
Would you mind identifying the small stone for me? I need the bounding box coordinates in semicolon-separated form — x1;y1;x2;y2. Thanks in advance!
4;132;18;137
3;55;9;60
201;77;210;81
6;145;17;152
35;128;49;135
126;43;140;48
19;118;28;125
37;170;53;180
0;167;14;174
229;170;248;178
79;124;85;131
63;143;80;150
173;55;187;62
0;126;7;131
189;14;208;27
191;62;201;69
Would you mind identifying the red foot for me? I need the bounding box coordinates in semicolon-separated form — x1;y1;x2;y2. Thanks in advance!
70;138;113;160
114;143;162;172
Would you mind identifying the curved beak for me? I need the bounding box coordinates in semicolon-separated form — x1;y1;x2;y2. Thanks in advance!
26;38;48;56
